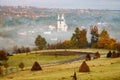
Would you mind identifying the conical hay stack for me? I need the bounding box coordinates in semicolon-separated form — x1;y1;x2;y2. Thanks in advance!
93;52;100;59
31;61;42;71
79;61;90;72
85;53;91;61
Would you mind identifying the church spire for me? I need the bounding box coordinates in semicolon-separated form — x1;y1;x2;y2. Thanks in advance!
61;14;64;20
58;14;60;20
57;14;68;32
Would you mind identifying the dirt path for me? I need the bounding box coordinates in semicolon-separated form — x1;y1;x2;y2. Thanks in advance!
42;54;93;67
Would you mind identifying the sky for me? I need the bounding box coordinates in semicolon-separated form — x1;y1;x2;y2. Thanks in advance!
0;0;120;10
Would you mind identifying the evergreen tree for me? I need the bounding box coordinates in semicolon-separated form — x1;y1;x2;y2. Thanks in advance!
35;35;47;49
71;27;88;48
71;27;80;48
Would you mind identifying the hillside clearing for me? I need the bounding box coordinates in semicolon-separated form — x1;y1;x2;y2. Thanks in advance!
1;49;119;80
1;57;120;80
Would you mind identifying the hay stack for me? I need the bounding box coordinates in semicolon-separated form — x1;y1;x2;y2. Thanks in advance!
106;51;112;58
85;53;91;61
79;61;90;72
31;61;42;71
117;52;120;57
93;52;100;59
111;51;117;58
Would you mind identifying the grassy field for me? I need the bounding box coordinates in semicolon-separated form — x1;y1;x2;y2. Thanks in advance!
1;49;119;80
7;53;79;67
7;48;112;67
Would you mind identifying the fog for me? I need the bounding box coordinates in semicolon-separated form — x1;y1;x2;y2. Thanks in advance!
0;23;74;50
1;21;120;51
0;10;120;51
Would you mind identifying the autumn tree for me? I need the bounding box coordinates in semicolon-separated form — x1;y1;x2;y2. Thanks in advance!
90;26;99;48
0;49;8;61
97;29;116;49
71;27;88;48
116;42;120;52
55;42;65;49
35;35;47;49
63;40;71;49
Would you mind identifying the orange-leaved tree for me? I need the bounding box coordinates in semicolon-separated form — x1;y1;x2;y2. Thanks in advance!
97;29;116;49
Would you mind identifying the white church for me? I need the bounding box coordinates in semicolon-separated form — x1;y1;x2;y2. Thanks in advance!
57;14;68;32
49;14;68;32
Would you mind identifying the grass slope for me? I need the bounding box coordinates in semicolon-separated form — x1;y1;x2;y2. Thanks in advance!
1;56;120;80
1;49;119;80
8;53;79;67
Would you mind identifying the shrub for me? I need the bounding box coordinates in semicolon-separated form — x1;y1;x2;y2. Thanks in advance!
19;62;25;70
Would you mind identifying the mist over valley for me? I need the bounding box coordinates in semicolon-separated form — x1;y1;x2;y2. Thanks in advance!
0;6;120;50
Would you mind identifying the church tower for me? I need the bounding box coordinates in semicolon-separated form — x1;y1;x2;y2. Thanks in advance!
57;14;68;32
57;14;61;32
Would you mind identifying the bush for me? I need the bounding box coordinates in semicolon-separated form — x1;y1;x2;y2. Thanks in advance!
19;62;25;70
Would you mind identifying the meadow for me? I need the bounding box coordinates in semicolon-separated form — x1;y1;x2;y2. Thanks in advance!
1;49;120;80
8;49;111;67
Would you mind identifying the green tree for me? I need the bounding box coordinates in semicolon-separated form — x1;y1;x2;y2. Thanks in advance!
79;29;88;48
90;26;99;48
71;27;88;48
35;35;47;49
71;27;81;48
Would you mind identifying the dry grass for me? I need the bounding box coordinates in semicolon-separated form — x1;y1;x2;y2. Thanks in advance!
1;49;119;80
1;57;120;80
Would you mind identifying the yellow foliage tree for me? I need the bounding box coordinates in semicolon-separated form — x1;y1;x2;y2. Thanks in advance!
97;29;116;49
63;40;71;49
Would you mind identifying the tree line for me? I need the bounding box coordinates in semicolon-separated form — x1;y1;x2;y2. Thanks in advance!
35;26;120;52
0;26;120;58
